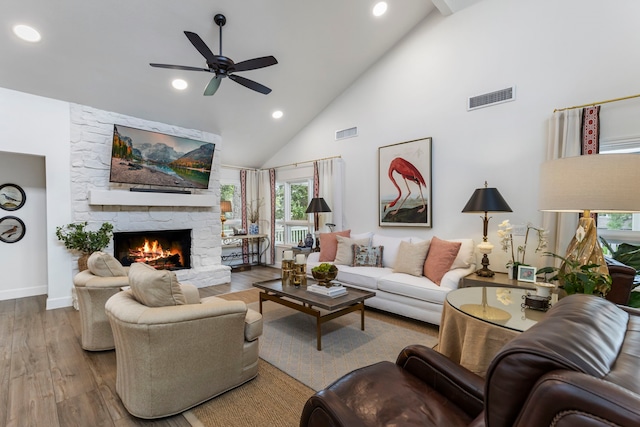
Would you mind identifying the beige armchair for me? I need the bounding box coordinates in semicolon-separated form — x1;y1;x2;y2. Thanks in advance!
73;251;130;351
105;262;263;419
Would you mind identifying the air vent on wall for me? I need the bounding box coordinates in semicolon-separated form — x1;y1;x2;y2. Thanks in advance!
468;86;516;111
335;126;358;141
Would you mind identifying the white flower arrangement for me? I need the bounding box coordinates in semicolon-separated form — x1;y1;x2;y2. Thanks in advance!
498;219;548;267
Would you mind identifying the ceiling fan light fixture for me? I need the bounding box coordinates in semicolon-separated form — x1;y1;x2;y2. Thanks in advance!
373;2;388;17
272;110;283;119
172;79;188;90
13;24;41;42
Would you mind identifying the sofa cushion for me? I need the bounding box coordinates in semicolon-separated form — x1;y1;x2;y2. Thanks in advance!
423;237;462;285
394;240;431;276
319;230;351;262
377;273;450;305
128;262;186;307
88;251;127;277
372;234;412;268
335;235;371;265
352;244;384;267
336;266;393;291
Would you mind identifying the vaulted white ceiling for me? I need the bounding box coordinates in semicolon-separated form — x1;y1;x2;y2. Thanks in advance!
1;1;476;167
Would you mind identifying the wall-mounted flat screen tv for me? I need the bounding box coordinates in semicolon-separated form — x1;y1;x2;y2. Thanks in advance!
109;124;215;189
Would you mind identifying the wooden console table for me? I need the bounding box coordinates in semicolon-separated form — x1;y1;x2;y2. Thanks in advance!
221;234;270;269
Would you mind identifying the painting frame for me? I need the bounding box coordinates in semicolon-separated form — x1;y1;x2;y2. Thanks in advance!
0;183;26;211
378;137;432;227
0;216;26;243
517;265;537;283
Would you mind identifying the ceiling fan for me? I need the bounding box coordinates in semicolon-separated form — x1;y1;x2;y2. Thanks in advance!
150;13;277;96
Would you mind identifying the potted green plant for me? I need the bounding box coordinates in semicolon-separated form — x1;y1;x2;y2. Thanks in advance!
56;221;114;270
538;252;612;297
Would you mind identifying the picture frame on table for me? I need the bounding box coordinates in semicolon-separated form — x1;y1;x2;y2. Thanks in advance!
0;183;26;211
517;265;537;283
0;216;26;243
378;137;432;227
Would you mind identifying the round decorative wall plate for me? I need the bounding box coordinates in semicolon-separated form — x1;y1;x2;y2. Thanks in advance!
0;216;26;243
0;183;26;211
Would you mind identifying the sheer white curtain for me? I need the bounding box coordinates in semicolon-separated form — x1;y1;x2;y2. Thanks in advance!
317;158;345;232
542;108;583;255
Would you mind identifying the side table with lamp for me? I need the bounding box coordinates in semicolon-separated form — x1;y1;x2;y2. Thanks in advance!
462;181;512;277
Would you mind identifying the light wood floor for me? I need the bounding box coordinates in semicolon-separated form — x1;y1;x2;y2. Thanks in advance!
0;266;281;427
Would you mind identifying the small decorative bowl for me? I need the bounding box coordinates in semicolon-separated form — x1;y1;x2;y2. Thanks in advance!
311;266;338;286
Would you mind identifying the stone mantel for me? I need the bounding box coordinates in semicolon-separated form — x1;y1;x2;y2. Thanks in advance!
88;189;215;207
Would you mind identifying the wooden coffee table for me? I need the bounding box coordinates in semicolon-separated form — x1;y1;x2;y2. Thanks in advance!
253;279;375;350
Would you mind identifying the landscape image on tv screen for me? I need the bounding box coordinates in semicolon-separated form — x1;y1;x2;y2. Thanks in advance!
110;125;215;189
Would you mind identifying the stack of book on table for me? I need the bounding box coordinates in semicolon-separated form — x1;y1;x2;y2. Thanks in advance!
307;283;347;298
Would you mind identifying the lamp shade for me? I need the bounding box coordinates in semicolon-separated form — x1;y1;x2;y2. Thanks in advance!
539;154;640;213
305;197;332;213
462;187;512;213
220;200;232;213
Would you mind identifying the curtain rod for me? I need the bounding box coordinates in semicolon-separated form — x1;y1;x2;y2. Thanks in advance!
269;155;342;170
222;155;342;172
554;92;640;112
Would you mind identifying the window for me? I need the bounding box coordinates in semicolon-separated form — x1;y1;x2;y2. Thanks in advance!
275;179;311;244
597;144;640;246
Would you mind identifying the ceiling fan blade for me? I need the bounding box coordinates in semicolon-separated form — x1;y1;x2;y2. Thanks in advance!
203;76;222;96
232;56;278;72
229;74;272;94
150;63;210;72
184;31;216;63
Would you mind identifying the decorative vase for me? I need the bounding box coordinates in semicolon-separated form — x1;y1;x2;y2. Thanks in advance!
249;223;259;235
305;232;314;248
78;253;90;272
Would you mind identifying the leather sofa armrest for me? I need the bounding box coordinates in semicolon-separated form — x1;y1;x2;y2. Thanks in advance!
514;371;640;427
396;344;485;416
300;389;368;427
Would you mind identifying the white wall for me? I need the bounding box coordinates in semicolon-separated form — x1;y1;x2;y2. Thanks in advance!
0;152;47;299
0;87;72;308
262;0;640;271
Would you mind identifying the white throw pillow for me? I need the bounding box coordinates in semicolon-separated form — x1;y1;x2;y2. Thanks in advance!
393;240;431;276
88;251;127;277
449;239;475;269
371;234;412;268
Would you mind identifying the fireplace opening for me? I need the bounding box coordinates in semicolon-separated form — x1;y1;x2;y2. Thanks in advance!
114;229;191;270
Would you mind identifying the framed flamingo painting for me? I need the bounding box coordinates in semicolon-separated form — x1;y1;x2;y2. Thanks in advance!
378;137;432;227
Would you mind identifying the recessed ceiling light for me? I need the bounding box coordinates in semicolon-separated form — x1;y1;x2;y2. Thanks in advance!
172;79;188;90
372;2;388;17
13;24;41;42
272;110;283;119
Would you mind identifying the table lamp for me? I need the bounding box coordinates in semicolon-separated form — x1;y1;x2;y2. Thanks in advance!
220;200;232;237
539;154;640;274
305;197;332;247
462;182;513;277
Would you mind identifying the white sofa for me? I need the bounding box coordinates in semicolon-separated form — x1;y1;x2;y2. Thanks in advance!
305;232;475;325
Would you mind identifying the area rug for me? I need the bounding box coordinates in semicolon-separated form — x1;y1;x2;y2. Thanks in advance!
218;288;439;391
183;359;313;427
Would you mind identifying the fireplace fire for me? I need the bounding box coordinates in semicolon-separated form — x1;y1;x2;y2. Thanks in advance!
114;229;192;270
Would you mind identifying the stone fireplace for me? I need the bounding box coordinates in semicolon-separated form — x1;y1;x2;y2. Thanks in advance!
69;104;230;288
114;229;192;270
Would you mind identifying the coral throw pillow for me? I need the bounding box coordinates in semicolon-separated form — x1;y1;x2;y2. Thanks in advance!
319;230;351;262
423;237;462;285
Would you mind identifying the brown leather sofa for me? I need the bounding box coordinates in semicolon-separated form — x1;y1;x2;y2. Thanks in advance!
605;256;637;305
300;294;640;427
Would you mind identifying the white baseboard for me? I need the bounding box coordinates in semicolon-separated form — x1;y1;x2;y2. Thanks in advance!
0;286;47;302
46;295;74;310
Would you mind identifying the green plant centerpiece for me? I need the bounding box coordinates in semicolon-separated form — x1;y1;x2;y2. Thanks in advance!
56;222;114;270
311;263;338;287
538;252;612;297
